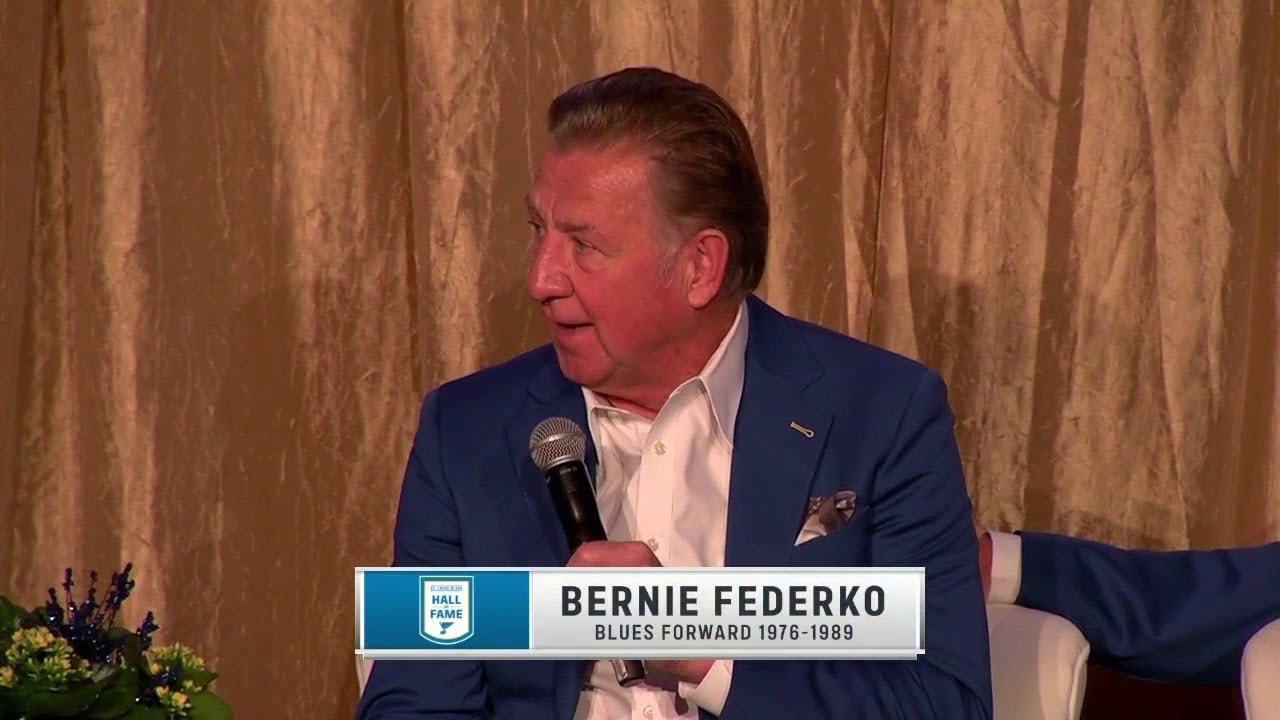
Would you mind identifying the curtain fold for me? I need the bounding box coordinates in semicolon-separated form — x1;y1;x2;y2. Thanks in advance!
1;1;1276;716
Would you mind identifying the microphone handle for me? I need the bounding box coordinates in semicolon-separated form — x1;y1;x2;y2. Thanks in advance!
610;659;646;687
545;461;608;545
545;460;647;688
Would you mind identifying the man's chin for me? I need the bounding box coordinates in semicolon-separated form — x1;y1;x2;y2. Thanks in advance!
551;347;609;389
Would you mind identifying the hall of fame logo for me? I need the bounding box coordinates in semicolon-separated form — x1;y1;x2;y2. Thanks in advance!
419;576;473;644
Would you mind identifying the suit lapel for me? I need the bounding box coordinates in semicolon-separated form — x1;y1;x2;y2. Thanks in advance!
491;354;599;567
725;298;832;567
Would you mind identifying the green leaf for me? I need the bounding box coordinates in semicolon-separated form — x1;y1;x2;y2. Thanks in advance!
188;691;234;720
27;604;54;628
122;705;168;720
84;667;141;719
185;667;219;687
121;634;145;671
12;679;104;716
0;596;30;661
0;596;28;633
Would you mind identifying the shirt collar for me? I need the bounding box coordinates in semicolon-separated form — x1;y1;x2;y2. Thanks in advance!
697;300;748;443
581;301;749;444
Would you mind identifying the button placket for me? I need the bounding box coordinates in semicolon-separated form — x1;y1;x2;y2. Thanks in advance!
637;412;675;566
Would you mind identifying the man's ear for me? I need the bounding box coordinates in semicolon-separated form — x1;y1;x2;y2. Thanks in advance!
684;228;730;309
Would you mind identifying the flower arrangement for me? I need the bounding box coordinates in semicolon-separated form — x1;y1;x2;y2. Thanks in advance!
0;565;231;719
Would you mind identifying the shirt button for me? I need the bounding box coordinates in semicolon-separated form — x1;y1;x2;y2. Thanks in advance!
646;538;659;552
642;706;656;719
653;441;666;455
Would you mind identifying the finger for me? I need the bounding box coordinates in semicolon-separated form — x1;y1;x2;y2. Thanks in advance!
567;541;660;567
566;540;611;567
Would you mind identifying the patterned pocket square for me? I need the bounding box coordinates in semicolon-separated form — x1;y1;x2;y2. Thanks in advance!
794;490;858;546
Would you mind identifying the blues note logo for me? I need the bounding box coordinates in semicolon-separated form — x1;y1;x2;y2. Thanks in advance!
419;577;473;644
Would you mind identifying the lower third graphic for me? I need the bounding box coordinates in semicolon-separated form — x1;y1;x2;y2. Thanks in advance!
419;576;474;644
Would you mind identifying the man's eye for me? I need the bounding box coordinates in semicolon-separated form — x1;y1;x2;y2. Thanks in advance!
527;221;545;238
571;237;592;252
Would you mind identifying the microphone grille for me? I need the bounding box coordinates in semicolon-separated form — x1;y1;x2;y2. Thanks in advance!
528;417;586;470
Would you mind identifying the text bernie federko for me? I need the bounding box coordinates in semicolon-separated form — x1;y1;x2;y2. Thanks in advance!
561;584;886;618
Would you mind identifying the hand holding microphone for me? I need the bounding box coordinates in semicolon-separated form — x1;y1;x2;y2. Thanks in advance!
528;417;648;688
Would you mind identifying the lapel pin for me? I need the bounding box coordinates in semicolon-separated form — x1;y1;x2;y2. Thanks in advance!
789;421;815;438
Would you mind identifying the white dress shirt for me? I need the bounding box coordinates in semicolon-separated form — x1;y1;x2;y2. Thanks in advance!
985;530;1024;604
573;302;748;720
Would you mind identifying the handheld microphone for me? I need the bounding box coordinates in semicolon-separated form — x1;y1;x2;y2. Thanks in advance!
529;417;646;688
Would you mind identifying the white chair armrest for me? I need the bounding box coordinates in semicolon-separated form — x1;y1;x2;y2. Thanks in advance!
1242;618;1280;720
357;656;374;696
987;603;1091;720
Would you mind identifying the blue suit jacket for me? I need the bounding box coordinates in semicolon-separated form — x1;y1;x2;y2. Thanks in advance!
1017;531;1280;686
358;297;993;719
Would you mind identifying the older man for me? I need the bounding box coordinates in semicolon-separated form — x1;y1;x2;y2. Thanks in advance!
358;67;992;719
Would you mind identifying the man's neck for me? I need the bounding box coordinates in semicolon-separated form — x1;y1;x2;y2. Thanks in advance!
593;300;742;420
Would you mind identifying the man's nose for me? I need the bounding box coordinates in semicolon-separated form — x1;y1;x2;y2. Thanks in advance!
526;237;571;303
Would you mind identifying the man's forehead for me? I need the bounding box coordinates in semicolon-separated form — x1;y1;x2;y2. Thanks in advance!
527;147;653;210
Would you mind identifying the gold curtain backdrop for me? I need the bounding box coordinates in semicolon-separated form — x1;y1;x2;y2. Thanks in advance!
1;1;1277;717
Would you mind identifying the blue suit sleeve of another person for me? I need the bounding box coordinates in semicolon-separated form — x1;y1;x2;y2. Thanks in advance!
356;391;487;719
718;372;993;719
1018;531;1280;686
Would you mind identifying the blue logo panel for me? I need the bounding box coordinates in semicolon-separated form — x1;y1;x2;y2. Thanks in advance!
363;570;529;651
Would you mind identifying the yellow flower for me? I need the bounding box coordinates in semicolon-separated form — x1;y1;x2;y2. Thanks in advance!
146;642;213;694
29;627;53;649
6;627;77;672
156;684;192;717
0;665;15;688
8;626;53;652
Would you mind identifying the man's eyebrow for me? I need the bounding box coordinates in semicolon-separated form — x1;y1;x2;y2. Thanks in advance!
555;219;595;234
524;195;541;219
524;195;596;234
